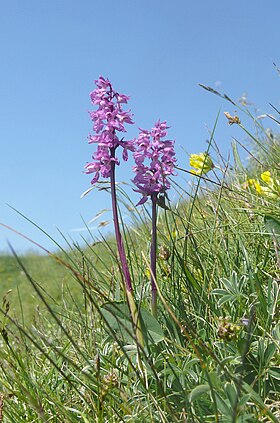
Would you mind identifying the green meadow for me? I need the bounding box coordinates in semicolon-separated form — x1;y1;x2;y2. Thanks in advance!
0;91;279;422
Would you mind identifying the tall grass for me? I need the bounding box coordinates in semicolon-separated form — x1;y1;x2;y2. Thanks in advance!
0;93;279;422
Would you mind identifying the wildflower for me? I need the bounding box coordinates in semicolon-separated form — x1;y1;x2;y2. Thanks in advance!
261;171;280;198
84;77;144;347
247;171;280;199
132;120;176;318
247;178;264;195
189;152;214;175
85;76;134;184
132;120;176;205
261;171;273;184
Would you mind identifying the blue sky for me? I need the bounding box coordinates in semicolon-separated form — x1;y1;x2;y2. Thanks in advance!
1;0;280;253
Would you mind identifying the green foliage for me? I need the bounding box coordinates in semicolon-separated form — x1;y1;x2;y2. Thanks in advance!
101;301;165;345
0;95;279;422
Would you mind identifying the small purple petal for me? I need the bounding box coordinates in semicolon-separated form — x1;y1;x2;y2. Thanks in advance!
136;196;148;206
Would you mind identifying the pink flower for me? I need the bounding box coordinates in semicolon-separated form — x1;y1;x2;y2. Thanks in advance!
85;76;134;184
132;120;176;205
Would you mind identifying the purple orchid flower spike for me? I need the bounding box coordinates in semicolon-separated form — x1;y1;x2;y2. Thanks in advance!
132;120;176;317
84;76;143;347
132;120;176;204
85;76;135;184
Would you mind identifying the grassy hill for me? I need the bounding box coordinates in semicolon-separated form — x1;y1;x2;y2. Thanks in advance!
0;107;279;421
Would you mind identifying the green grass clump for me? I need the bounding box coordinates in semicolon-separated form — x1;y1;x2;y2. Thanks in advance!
0;96;279;422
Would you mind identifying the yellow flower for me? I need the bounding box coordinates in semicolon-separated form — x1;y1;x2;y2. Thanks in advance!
248;178;264;195
247;172;280;199
261;171;280;199
261;171;272;184
189;152;214;175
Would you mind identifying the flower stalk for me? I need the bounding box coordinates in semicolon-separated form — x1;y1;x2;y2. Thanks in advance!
150;192;158;318
133;120;176;318
85;76;143;347
110;148;144;346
